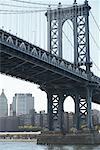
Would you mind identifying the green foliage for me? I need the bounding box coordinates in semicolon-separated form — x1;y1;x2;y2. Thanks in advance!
95;125;100;131
18;125;42;132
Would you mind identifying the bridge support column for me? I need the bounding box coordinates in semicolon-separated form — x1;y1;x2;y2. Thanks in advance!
87;87;93;129
75;95;80;130
47;92;53;131
47;90;65;131
75;96;88;130
75;87;93;130
58;94;64;131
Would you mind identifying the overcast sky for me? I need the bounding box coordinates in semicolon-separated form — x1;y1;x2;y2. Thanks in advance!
0;0;100;113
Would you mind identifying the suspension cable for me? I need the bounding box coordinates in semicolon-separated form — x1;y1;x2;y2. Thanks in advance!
63;30;100;72
0;9;47;12
0;10;47;15
62;30;74;48
66;21;73;30
0;3;47;9
65;14;100;52
7;0;73;7
90;57;100;73
89;32;100;51
90;11;100;33
8;0;57;6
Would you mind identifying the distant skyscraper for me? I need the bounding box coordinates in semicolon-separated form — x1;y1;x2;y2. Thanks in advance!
0;89;8;117
11;93;34;116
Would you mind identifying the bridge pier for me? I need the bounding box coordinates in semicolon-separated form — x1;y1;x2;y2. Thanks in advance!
47;89;65;131
87;86;93;129
75;86;93;130
75;95;80;130
47;92;53;131
47;86;93;132
45;0;94;132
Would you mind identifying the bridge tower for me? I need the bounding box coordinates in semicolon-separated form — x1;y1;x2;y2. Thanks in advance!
46;0;93;131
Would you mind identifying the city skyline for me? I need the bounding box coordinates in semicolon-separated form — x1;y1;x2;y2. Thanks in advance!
0;0;100;112
10;93;34;116
0;87;100;114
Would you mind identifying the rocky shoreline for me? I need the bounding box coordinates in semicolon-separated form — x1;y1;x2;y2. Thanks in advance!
37;132;100;145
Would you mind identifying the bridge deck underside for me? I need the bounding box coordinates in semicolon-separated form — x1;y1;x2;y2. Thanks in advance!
0;43;100;104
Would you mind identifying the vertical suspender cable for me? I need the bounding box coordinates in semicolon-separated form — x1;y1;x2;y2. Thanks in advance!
34;11;37;45
39;11;41;47
43;10;46;50
27;12;29;42
30;12;32;43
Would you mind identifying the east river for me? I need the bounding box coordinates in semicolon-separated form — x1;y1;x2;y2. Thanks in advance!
0;142;100;150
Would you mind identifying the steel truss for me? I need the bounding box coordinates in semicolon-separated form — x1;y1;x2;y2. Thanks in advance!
47;91;65;131
45;0;93;132
46;0;91;72
75;87;93;129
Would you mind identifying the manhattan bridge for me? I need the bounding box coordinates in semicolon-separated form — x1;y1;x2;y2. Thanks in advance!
0;0;100;131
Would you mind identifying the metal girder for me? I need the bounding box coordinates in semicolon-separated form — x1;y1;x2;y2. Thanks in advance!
5;62;27;74
75;86;93;130
47;91;65;131
46;3;62;57
46;0;91;73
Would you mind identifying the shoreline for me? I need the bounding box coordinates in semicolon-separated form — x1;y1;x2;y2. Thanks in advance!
37;132;100;145
0;138;37;142
0;131;40;142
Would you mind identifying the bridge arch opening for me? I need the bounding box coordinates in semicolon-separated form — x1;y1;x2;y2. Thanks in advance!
63;96;75;132
64;96;75;113
62;20;74;63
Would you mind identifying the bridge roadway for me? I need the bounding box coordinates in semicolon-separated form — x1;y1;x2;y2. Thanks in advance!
0;29;100;104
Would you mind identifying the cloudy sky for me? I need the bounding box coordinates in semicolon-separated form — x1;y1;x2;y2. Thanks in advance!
0;0;100;113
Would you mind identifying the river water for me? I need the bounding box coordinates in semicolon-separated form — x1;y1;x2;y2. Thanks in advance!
0;142;100;150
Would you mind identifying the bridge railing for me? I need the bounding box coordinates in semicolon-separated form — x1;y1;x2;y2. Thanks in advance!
0;29;100;85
